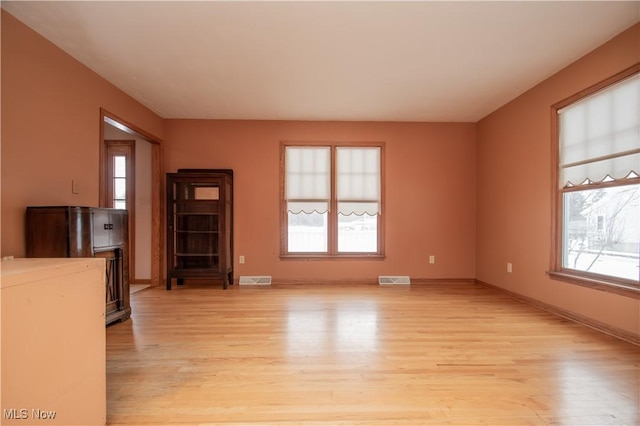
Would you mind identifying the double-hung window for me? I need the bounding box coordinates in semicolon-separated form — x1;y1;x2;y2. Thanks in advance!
282;142;384;257
552;66;639;291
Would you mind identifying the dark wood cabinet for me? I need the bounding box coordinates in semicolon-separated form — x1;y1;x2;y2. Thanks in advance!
166;169;233;289
25;206;131;325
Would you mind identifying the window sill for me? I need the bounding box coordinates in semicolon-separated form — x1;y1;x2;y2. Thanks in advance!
280;254;386;261
547;270;639;299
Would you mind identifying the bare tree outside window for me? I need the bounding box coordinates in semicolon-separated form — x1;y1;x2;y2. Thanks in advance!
564;185;640;281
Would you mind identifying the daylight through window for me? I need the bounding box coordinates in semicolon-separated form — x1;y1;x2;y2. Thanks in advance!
283;143;383;256
555;70;640;285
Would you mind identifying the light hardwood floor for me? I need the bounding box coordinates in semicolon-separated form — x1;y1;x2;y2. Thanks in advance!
106;282;639;425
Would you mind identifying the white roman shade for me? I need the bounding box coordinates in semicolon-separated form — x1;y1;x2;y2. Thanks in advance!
559;73;640;188
285;147;330;214
337;147;381;215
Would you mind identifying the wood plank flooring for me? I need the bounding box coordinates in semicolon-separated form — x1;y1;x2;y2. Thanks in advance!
106;282;639;425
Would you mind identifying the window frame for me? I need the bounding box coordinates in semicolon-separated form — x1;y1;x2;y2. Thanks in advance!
104;140;135;211
280;141;385;259
549;64;640;298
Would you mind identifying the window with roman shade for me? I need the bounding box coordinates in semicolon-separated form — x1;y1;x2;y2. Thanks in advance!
336;147;381;215
285;147;331;216
558;73;639;188
282;143;384;256
552;67;639;290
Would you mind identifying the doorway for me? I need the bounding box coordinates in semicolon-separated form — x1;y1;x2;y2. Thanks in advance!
100;110;163;286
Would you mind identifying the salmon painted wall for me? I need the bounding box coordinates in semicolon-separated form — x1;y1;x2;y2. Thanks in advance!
164;120;476;282
4;4;634;342
476;23;640;336
1;11;164;257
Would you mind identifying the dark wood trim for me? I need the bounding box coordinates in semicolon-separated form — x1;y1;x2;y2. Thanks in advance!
476;279;640;346
100;109;164;288
176;168;234;175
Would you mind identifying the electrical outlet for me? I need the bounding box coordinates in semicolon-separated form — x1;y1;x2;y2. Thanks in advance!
239;255;245;264
429;255;435;264
507;262;513;273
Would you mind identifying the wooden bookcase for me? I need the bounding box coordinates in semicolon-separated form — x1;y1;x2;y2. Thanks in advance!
166;169;233;289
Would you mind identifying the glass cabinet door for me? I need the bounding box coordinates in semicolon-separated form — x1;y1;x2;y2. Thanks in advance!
171;182;221;270
166;170;233;290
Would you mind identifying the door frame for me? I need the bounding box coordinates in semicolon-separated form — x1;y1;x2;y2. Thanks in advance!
99;108;164;287
103;139;136;281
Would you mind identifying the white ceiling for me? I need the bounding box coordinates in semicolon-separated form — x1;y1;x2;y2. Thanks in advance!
2;1;639;122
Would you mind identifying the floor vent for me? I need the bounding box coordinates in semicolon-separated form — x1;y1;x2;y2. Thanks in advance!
239;276;272;285
378;275;411;285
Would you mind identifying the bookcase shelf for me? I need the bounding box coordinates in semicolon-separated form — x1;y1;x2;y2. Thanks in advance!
166;169;233;289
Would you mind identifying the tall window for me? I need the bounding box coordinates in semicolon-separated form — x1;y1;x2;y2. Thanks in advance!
282;143;384;256
113;155;127;209
553;67;639;288
104;140;135;211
